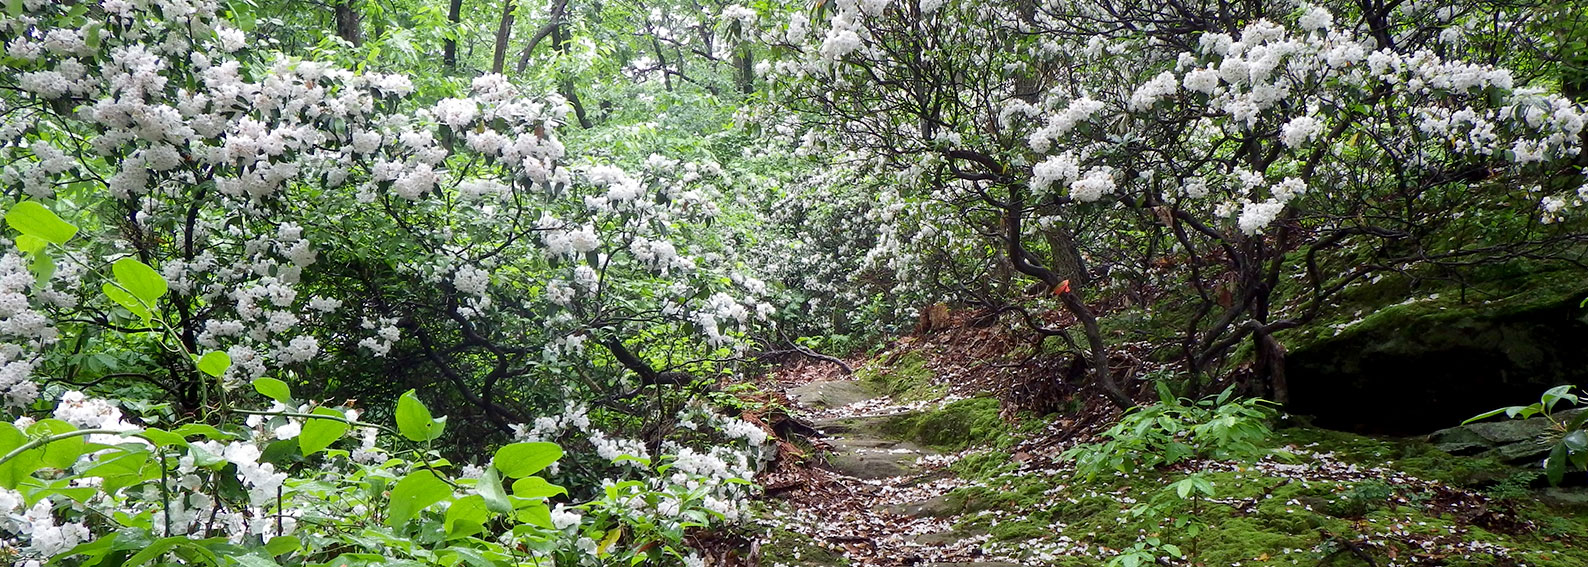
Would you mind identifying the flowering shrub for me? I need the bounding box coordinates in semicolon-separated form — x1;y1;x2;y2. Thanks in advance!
758;0;1588;405
0;1;774;564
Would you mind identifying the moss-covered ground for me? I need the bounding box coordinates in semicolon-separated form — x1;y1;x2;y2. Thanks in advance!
940;424;1588;566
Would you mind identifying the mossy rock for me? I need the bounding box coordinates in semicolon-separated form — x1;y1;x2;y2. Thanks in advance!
856;351;945;402
760;525;849;566
879;397;1009;451
1283;261;1588;433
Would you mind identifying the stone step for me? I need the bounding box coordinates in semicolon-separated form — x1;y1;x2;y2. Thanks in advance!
826;437;930;479
788;379;880;409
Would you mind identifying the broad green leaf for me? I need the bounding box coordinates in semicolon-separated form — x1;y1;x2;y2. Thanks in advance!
511;476;567;498
28;419;84;470
386;469;451;528
395;390;445;442
492;442;562;478
1564;430;1588;452
478;465;512;514
172;423;234;440
298;407;348;456
5;200;77;245
516;500;553;529
139;428;188;449
253;377;292;404
82;448;153;496
1547;444;1569;486
102;283;151;322
444;494;489;537
0;422;42;489
264;536;301;557
14;234;45;254
195;351;231;378
112;257;167;305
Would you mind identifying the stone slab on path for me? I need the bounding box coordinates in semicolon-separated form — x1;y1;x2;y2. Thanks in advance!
788;379;878;409
827;437;931;479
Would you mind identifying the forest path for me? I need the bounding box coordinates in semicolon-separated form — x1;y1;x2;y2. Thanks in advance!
754;373;1027;567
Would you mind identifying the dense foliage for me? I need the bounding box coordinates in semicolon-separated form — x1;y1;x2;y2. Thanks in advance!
0;0;1583;565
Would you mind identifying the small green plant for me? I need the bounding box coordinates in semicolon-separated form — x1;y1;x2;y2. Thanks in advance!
1484;471;1542;502
1063;384;1278;480
1327;480;1395;518
1464;385;1587;485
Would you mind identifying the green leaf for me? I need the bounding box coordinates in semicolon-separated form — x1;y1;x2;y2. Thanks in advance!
1564;430;1588;452
5;201;77;245
14;234;45;255
195;351;231;378
253;377;292;404
112;257;167;305
511;476;568;498
5;0;22;19
102;283;151;322
0;422;42;489
298;407;348;456
386;469;451;528
516;500;553;529
264;536;301;557
1546;444;1569;486
478;466;512;514
82;448;154;496
29;419;84;470
492;442;562;478
444;494;489;537
395;390;446;442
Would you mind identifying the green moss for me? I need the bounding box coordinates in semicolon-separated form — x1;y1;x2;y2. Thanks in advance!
949;450;1019;481
855;351;944;401
1270;427;1518;486
758;523;848;566
879;397;1008;451
1279;258;1588;354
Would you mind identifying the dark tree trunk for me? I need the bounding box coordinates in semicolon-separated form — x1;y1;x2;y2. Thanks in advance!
444;0;463;69
551;25;593;128
1003;183;1131;409
1044;222;1089;286
492;0;516;74
335;1;361;47
736;48;754;94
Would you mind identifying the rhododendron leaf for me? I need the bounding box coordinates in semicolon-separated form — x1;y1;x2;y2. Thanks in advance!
1546;444;1568;486
29;419;84;470
298;408;347;456
511;476;567;498
396;390;445;442
195;351;231;378
4;0;21;19
492;442;562;478
478;465;512;514
5;201;77;245
253;377;292;404
112;257;167;305
386;469;450;528
444;494;488;537
597;526;622;557
102;283;150;322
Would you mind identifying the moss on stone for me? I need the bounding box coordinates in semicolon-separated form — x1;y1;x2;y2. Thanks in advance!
879;397;1009;451
758;522;849;566
855;350;944;402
